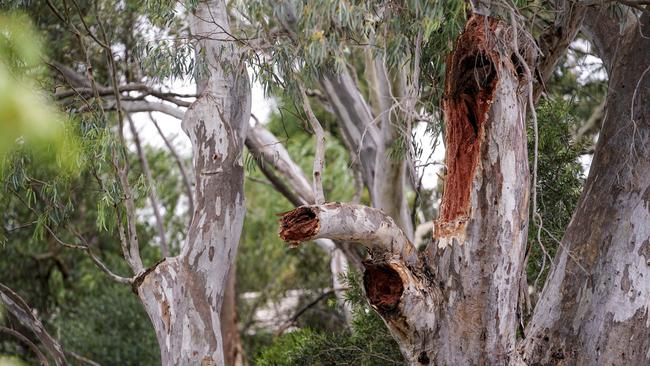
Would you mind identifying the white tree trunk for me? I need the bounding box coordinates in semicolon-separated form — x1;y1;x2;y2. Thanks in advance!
134;1;251;364
280;14;533;365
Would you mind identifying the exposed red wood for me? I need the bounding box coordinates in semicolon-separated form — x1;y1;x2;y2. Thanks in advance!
436;14;499;237
278;206;320;245
363;261;405;313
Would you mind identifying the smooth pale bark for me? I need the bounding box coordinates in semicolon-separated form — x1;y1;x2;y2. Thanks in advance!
134;1;251;365
519;12;650;366
320;71;380;190
280;14;533;365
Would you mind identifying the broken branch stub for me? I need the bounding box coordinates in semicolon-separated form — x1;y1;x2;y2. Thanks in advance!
436;15;500;238
278;203;418;264
278;206;320;246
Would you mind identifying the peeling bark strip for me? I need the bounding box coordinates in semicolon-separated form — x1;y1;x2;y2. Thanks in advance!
436;16;499;238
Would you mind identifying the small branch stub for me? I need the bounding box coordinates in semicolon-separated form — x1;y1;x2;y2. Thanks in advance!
278;206;320;247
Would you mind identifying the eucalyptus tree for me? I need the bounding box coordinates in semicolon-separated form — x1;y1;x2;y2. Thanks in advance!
264;2;650;366
1;0;649;365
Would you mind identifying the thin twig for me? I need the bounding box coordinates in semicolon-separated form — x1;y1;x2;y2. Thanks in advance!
127;114;169;257
298;83;326;204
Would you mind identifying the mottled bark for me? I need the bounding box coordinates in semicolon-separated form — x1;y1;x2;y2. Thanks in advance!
280;14;534;365
519;11;650;366
134;1;251;365
427;15;532;365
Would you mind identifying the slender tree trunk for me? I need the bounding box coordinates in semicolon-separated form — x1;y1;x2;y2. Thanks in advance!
134;1;251;364
519;11;650;365
221;264;246;366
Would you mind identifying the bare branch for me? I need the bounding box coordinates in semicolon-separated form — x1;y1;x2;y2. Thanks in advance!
150;114;195;222
581;5;630;73
54;83;196;106
245;124;314;204
279;203;418;265
534;0;587;100
298;83;326;204
0;283;68;366
65;351;102;366
127;114;169;257
119;100;185;119
0;326;50;366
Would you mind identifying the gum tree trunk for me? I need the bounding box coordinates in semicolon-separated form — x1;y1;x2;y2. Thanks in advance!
519;10;650;365
134;1;251;365
280;15;534;365
280;9;650;366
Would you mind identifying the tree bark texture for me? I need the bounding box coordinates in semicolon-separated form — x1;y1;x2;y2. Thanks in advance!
134;1;251;365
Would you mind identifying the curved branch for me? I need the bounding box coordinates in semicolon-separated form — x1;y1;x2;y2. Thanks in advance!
0;326;50;366
0;283;68;366
279;203;417;265
245;124;314;204
118;100;186;119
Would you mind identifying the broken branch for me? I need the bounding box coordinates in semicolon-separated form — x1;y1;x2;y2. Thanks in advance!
279;203;417;265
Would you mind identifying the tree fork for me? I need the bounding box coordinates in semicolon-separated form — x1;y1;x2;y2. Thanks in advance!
279;14;536;365
279;203;439;364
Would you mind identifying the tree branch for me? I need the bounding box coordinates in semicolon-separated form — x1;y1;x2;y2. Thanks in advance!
0;283;68;366
150;114;195;222
127;114;169;257
298;83;326;204
0;326;50;366
534;0;587;101
279;203;418;265
245;124;314;204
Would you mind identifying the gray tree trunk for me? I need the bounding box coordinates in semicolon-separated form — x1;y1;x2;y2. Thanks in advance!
519;10;650;366
133;1;251;365
279;11;649;365
280;15;531;364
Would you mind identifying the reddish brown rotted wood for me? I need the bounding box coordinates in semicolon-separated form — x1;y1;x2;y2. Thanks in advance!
436;15;499;237
363;262;404;313
278;206;320;245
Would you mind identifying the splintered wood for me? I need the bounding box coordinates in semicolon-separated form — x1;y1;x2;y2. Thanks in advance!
278;206;320;246
435;15;499;238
